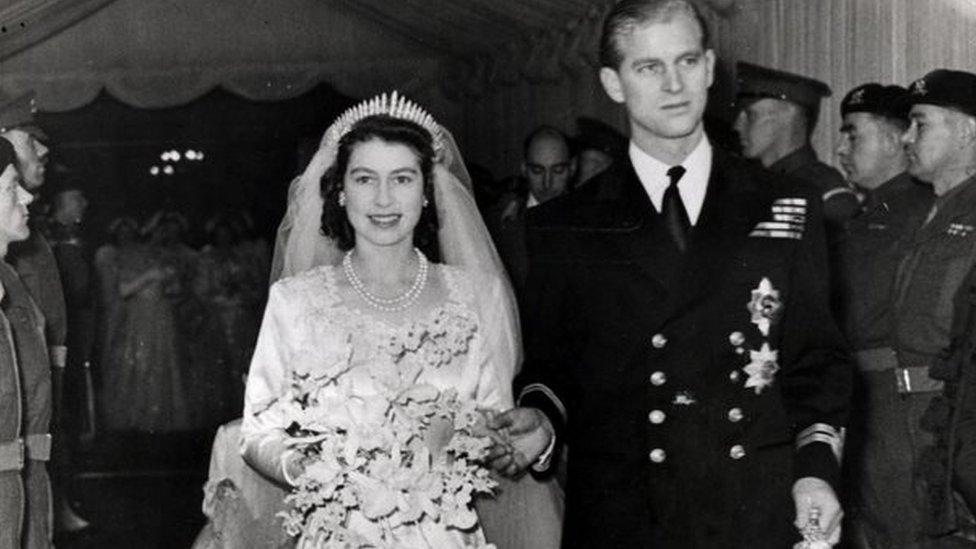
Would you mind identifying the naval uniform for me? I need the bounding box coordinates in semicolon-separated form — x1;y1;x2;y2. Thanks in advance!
769;145;859;231
517;142;852;548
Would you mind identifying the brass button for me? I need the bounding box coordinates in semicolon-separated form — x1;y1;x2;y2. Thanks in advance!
649;448;667;463
730;445;746;460
648;410;666;424
729;331;745;347
651;333;668;349
729;370;741;383
650;371;667;386
728;408;744;422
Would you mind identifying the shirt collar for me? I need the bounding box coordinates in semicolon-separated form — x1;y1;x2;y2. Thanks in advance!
628;134;711;181
628;135;713;225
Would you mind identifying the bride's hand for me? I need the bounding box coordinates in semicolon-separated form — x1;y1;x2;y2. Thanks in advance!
485;407;554;478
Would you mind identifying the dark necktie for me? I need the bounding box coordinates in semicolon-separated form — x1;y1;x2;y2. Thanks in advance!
662;165;690;252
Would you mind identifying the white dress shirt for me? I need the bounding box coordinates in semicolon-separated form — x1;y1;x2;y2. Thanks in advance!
629;135;713;226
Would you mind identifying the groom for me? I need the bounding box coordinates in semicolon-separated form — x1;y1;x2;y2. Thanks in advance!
488;0;852;547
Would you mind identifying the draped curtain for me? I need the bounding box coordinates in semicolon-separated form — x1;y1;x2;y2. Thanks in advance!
0;0;116;59
0;0;443;110
5;0;976;178
731;0;976;171
434;0;976;178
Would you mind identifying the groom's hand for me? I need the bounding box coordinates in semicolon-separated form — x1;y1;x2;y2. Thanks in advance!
485;407;554;478
792;476;842;546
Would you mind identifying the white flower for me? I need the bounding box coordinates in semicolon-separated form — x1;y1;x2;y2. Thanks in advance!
271;331;497;545
743;342;780;395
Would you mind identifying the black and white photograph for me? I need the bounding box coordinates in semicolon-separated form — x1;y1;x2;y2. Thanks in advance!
1;0;976;547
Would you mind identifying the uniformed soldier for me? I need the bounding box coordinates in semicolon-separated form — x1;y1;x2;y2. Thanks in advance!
488;1;853;547
0;91;88;534
831;83;937;548
734;62;860;230
47;183;96;445
0;137;53;549
875;69;976;548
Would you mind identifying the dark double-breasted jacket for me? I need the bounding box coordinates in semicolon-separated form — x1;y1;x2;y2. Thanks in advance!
517;147;853;548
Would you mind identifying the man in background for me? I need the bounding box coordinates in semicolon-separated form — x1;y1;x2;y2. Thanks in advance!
734;62;860;230
488;125;576;298
47;181;97;456
0;91;89;537
831;82;935;547
892;69;976;548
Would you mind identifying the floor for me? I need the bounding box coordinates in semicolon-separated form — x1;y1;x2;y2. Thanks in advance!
54;430;214;549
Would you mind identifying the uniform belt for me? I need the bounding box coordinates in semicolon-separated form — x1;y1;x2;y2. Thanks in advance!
0;434;51;472
854;347;944;394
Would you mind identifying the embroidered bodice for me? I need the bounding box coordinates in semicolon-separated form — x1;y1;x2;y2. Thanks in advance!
241;263;514;460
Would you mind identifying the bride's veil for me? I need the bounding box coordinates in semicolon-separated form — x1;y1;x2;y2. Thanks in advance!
268;104;523;382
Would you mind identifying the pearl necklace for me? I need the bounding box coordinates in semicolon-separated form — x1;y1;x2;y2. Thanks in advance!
343;248;429;312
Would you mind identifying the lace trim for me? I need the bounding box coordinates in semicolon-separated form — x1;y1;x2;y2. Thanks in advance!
284;264;480;364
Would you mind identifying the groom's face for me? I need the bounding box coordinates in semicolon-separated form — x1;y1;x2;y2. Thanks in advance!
599;13;715;144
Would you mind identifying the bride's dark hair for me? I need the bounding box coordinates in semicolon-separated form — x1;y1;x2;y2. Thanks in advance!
320;115;440;261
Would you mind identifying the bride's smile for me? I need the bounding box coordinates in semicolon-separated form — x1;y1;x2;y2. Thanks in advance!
343;138;425;249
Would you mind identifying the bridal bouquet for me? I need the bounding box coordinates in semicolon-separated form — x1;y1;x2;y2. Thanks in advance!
269;348;498;548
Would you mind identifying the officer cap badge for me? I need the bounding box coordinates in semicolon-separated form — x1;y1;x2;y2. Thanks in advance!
910;77;927;96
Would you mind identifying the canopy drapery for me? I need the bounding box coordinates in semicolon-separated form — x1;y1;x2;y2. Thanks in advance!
0;0;444;110
0;0;740;111
4;0;976;176
0;0;116;60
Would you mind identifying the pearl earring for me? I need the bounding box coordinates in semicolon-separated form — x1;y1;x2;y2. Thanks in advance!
338;191;346;207
422;196;429;208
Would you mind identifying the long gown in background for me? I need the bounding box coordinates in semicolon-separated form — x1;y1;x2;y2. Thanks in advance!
100;243;192;432
93;218;140;383
194;263;562;548
194;235;263;424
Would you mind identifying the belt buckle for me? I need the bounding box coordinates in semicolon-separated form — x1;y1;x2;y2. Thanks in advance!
895;368;912;393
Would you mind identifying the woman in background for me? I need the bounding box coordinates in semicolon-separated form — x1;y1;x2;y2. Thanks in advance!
193;213;262;423
100;211;192;432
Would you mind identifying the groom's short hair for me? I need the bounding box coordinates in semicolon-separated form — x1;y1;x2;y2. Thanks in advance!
599;0;711;70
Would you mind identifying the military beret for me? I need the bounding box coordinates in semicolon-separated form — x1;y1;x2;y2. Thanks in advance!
0;90;46;140
735;61;832;111
840;83;910;121
574;116;627;158
903;69;976;119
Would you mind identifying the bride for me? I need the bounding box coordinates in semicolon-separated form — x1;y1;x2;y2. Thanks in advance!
226;93;562;548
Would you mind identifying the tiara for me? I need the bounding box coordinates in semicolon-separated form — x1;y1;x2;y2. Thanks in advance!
323;91;445;154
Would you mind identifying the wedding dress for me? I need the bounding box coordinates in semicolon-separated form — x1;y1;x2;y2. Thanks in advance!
243;264;511;547
194;92;562;549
